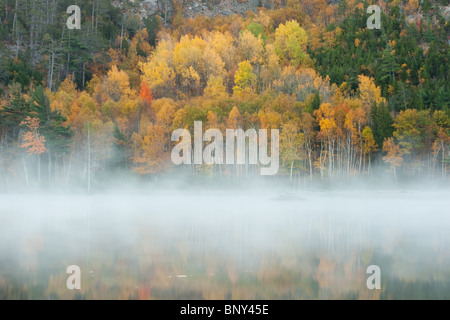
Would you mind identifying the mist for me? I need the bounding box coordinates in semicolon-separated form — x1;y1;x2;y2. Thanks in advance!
1;188;449;299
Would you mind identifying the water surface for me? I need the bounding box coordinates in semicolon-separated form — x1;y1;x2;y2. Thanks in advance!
0;190;449;299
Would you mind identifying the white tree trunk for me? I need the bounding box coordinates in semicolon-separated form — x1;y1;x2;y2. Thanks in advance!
87;124;91;192
37;153;41;184
290;161;293;182
23;157;29;187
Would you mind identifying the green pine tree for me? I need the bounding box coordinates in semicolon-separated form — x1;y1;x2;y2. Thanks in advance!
0;83;30;140
370;102;394;147
29;86;73;155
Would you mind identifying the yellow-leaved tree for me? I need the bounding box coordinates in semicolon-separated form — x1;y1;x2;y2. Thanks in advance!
314;103;337;179
99;65;134;102
238;30;264;64
130;98;177;176
362;126;377;174
358;74;385;114
274;20;309;66
131;123;171;176
233;60;255;94
139;39;176;98
280;121;305;181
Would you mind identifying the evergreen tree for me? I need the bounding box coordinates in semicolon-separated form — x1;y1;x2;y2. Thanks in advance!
377;44;400;93
311;91;321;111
0;83;30;140
29;86;73;155
371;102;394;147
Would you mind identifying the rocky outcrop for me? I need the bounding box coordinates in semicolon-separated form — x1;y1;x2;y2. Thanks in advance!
114;0;264;20
182;0;262;18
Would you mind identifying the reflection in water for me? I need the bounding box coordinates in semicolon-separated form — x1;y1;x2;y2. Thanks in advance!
0;190;449;299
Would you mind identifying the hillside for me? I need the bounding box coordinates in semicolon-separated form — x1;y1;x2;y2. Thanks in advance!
0;0;449;191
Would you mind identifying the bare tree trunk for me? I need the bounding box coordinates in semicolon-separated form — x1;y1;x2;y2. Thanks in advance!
48;151;52;186
120;14;125;51
319;143;324;179
37;153;41;184
290;161;293;182
46;0;49;25
308;148;312;180
358;125;362;174
442;141;445;178
66;30;71;77
23;157;29;187
92;0;95;29
328;135;332;180
4;0;8;21
82;62;86;89
363;151;366;174
87;124;91;192
47;41;55;91
347;133;351;175
164;0;168;28
13;0;19;57
30;0;36;50
52;0;57;24
95;0;99;33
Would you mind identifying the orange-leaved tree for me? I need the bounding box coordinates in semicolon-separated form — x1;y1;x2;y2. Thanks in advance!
382;137;403;182
20;116;47;155
20;116;47;184
139;81;154;107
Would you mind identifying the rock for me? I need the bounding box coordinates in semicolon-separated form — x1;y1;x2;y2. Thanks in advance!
202;5;208;10
442;6;450;21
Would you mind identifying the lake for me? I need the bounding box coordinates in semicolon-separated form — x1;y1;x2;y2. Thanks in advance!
0;189;449;299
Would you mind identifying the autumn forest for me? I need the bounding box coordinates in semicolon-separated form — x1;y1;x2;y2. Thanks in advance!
0;0;449;191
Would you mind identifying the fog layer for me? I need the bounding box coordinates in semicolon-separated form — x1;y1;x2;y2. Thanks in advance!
0;189;449;299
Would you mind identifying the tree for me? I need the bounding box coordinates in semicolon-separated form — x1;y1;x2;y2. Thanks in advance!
370;102;393;147
143;15;162;47
50;76;78;118
20;117;47;155
206;31;236;73
100;65;134;102
227;106;242;129
139;81;154;107
238;30;264;64
362;126;377;174
173;35;207;94
314;103;337;179
233;60;254;94
274;20;309;66
0;83;30;140
280;121;304;181
300;111;316;180
377;44;400;90
393;109;433;160
204;76;228;101
20;116;47;184
29;86;73;185
139;39;176;98
30;86;73;155
432;110;450;177
246;22;267;42
358;75;385;114
382;137;403;182
131;123;170;176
